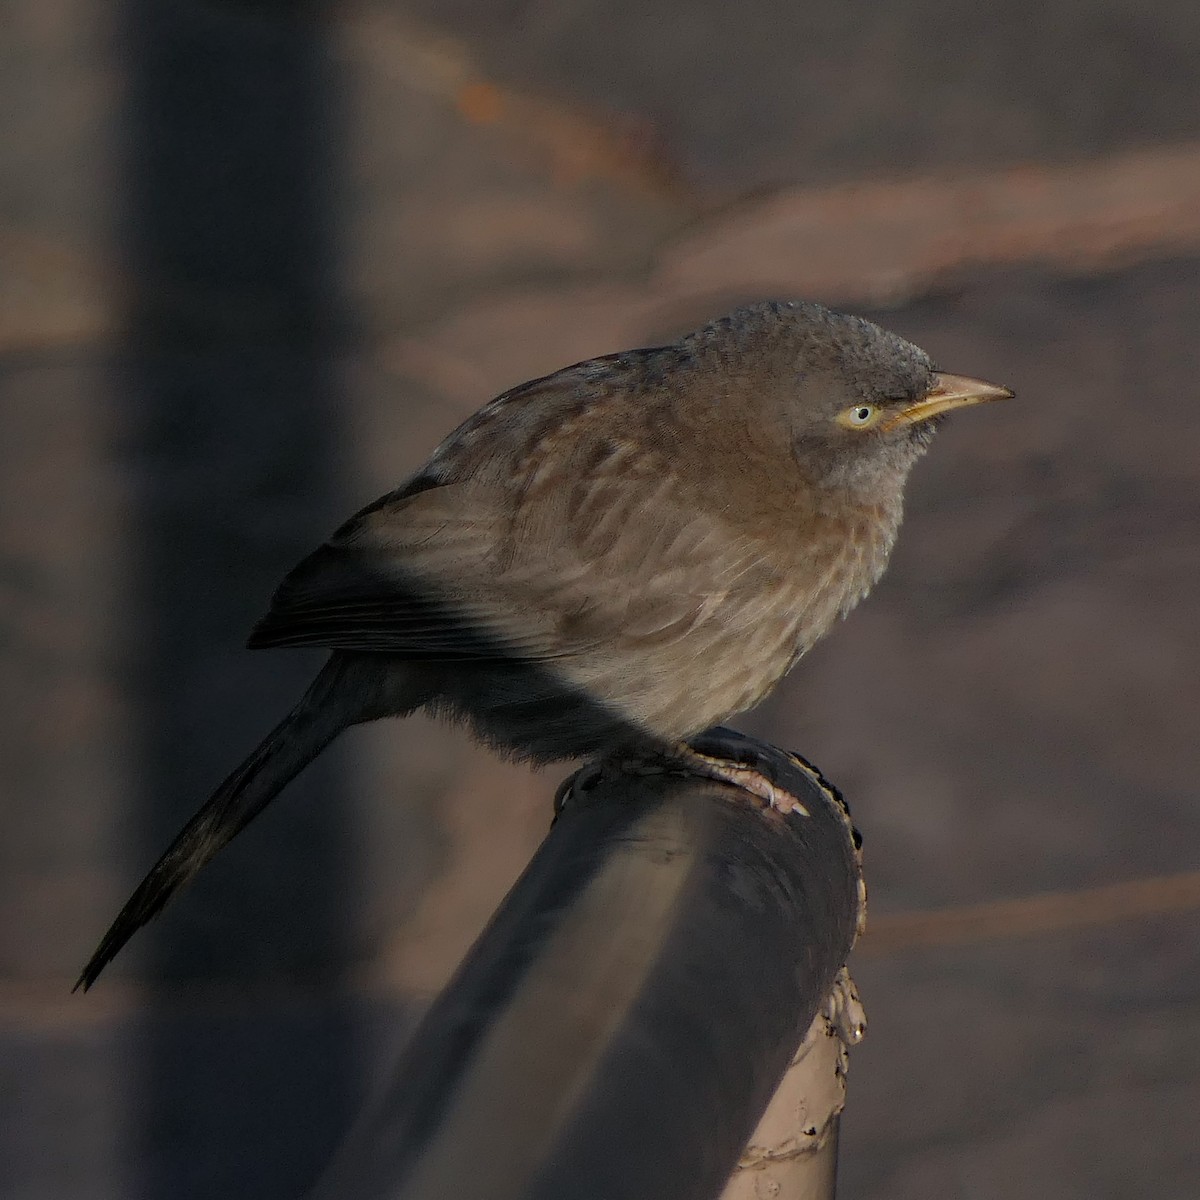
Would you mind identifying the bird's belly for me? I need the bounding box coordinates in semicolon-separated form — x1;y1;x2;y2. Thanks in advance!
558;580;824;742
570;623;800;741
435;610;802;762
438;522;893;761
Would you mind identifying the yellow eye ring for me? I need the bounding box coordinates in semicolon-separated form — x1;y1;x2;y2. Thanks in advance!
836;404;883;430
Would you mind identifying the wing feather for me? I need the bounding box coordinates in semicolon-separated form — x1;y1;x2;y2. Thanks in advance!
249;471;779;667
250;357;787;667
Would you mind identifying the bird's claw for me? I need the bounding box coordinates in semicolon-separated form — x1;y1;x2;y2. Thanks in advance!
556;744;811;818
676;746;811;816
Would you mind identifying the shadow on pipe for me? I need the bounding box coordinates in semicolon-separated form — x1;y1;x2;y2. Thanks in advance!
313;727;864;1200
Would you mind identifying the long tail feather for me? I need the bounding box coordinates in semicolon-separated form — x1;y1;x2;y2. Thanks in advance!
75;654;426;991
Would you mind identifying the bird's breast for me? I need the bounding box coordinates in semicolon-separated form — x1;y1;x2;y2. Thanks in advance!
773;497;901;650
613;499;901;737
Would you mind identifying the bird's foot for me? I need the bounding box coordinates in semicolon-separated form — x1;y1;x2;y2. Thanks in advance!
671;743;810;817
555;737;813;818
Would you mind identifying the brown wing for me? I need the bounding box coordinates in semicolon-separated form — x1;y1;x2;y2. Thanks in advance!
248;483;548;660
248;464;781;667
250;340;791;665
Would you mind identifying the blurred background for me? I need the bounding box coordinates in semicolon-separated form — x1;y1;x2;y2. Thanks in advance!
3;1;1200;1196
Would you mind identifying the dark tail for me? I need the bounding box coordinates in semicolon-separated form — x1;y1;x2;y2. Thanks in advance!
75;653;430;991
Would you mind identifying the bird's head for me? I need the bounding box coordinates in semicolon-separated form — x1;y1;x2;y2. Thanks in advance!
689;300;1012;498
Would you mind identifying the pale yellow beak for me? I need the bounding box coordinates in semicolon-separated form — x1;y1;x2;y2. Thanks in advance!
881;372;1014;430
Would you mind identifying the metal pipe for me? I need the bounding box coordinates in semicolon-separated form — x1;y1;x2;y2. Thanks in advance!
722;969;864;1200
312;728;864;1200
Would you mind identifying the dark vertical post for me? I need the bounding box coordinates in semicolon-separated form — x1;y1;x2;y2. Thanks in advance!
116;3;356;1196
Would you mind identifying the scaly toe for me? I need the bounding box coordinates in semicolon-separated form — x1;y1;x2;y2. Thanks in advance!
675;746;810;816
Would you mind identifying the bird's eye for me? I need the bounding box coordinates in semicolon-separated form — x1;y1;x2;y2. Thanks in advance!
836;404;883;430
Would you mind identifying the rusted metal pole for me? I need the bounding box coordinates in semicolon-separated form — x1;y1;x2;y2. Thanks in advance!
311;728;864;1200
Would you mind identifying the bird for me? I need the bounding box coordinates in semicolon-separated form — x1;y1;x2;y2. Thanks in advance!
76;299;1011;990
